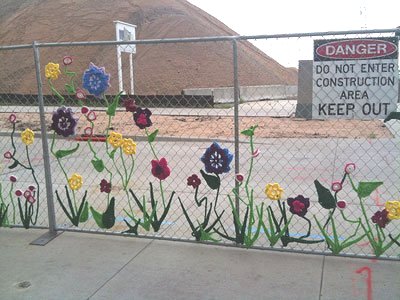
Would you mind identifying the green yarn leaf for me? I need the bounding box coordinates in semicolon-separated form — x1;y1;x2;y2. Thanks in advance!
357;182;383;198
55;144;80;159
91;158;105;172
314;180;336;209
200;169;220;190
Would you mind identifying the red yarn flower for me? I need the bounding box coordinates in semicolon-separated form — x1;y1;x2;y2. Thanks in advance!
133;107;152;129
287;195;310;217
151;158;171;180
187;174;201;189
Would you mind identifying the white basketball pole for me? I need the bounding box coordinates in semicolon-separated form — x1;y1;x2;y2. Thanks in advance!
129;53;134;95
117;49;123;93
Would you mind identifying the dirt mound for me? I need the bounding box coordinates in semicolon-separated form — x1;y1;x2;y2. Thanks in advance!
0;0;297;95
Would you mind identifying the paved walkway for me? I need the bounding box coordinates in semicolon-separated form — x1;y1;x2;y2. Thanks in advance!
0;228;399;300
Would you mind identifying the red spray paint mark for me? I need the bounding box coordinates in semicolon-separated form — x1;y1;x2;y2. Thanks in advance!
355;266;373;300
358;241;371;247
357;236;380;248
371;188;384;207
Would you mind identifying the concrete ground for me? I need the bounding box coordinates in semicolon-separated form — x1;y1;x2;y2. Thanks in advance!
0;228;399;300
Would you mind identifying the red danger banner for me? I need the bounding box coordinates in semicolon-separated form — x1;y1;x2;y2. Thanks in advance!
314;37;398;61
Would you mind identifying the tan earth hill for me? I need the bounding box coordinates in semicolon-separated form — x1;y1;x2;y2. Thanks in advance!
0;0;297;95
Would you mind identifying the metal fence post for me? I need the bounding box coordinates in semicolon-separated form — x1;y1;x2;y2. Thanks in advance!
233;39;240;215
31;41;60;245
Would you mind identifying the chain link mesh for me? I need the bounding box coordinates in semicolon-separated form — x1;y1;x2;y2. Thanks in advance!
1;30;399;259
0;47;48;228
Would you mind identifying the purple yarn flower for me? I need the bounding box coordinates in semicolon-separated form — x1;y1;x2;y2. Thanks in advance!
371;209;390;228
50;107;78;137
82;63;110;97
201;142;233;175
100;179;111;194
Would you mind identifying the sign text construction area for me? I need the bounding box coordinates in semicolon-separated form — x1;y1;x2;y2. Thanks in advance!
312;37;399;119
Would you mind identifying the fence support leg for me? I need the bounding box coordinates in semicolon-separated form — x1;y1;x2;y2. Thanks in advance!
233;39;240;219
30;41;61;245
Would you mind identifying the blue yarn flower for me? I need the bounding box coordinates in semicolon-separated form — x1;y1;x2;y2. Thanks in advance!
82;63;110;97
201;142;233;174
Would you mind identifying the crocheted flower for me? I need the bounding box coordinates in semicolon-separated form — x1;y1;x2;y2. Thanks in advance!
252;149;260;158
81;106;90;114
201;142;233;175
336;200;347;210
385;201;400;220
26;195;36;204
235;173;244;183
86;111;97;122
331;181;342;192
371;209;390;228
287;195;310;216
344;163;356;174
45;62;61;80
50;107;78;137
151;158;171;180
107;132;123;148
9;114;16;123
76;88;86;100
265;183;284;201
123;98;137;112
21;128;34;146
122;138;137;155
83;127;93;136
187;174;201;189
62;56;73;66
4;151;12;159
133;107;152;129
68;173;83;191
100;179;111;194
82;63;110;97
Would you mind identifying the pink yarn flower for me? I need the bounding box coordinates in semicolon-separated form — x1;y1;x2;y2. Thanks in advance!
9;114;17;123
76;88;86;100
4;151;13;159
252;149;260;158
63;56;73;66
344;163;356;174
331;181;342;192
235;173;244;183
86;111;97;121
27;196;36;204
83;127;93;136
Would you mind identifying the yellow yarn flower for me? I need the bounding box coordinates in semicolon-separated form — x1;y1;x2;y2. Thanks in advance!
265;183;284;201
21;128;35;146
122;138;137;155
45;62;61;80
385;201;400;220
107;132;123;148
68;173;83;191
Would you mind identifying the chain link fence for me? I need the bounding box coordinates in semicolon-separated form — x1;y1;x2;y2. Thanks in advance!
1;29;400;259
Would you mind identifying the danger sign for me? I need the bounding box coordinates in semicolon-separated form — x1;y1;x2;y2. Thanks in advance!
312;37;399;119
